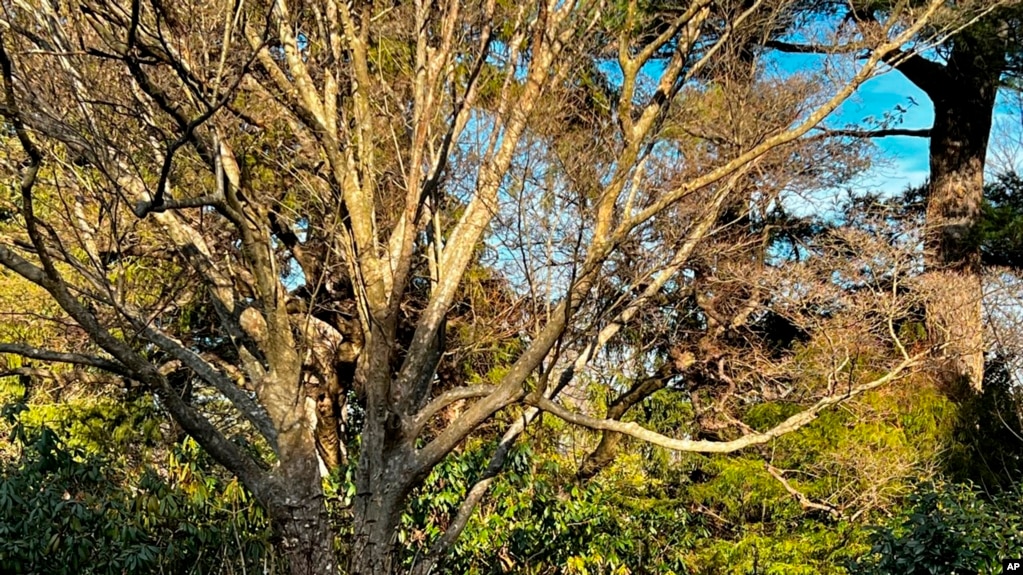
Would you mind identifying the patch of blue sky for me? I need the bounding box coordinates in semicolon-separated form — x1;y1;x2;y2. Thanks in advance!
485;153;587;300
990;89;1023;174
833;70;932;193
759;47;932;199
597;44;937;216
766;46;1023;204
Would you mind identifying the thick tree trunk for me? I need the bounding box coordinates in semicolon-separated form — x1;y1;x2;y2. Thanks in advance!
923;38;1000;393
275;497;337;575
349;486;405;575
348;321;416;575
267;426;338;575
348;438;417;575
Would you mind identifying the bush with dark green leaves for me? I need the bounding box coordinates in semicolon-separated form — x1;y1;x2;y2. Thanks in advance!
0;406;279;575
391;440;698;575
944;354;1023;494
978;171;1023;270
848;482;1023;575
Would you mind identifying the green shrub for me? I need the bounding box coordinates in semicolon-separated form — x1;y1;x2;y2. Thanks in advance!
0;404;279;575
848;482;1023;575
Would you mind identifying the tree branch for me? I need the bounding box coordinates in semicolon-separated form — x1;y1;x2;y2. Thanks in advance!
765;464;841;518
133;193;225;217
1;239;271;502
412;364;581;575
409;385;497;438
412;408;538;575
393;10;570;419
764;39;869;55
135;322;279;450
530;351;926;454
814;127;932;139
0;343;130;377
884;50;949;97
576;373;670;481
845;8;950;97
0;367;54;380
766;14;951;98
625;0;947;234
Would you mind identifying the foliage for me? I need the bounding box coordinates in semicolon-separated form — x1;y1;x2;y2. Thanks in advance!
0;402;279;575
680;381;958;574
400;439;697;575
690;526;863;575
848;482;1023;575
943;355;1023;493
978;172;1023;270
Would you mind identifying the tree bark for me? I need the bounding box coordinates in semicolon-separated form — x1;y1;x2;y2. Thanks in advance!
347;316;416;575
348;434;416;574
267;424;338;574
274;496;336;575
349;485;406;575
922;32;1003;392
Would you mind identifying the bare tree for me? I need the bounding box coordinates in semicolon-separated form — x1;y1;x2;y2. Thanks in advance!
0;0;957;572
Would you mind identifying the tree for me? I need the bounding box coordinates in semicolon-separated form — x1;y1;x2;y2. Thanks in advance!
770;0;1023;392
0;0;963;572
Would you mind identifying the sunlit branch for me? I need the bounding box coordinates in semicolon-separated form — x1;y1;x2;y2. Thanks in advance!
530;351;927;454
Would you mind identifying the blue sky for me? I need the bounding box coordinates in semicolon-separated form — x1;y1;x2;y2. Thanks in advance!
609;46;1021;205
779;52;1023;197
834;70;932;194
760;50;933;197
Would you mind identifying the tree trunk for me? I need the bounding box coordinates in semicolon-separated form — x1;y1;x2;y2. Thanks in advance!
268;426;338;574
349;442;416;575
275;497;337;575
349;488;405;575
346;316;418;574
923;36;1001;393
